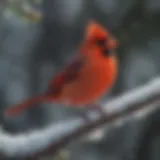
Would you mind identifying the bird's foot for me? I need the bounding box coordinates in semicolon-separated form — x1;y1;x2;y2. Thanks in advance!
89;104;107;117
79;104;107;122
79;110;90;122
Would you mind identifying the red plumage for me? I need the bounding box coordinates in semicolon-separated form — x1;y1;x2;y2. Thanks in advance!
4;20;118;117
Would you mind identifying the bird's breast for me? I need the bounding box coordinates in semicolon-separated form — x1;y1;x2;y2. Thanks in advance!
60;57;117;105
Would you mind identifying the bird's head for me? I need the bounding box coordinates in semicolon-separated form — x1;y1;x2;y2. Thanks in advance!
84;20;119;57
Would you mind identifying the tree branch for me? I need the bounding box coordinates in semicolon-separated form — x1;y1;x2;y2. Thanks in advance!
1;77;160;159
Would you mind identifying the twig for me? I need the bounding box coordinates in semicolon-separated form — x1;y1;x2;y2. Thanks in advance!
1;77;160;159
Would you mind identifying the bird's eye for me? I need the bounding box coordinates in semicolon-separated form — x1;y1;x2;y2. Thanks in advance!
103;49;109;55
96;39;106;46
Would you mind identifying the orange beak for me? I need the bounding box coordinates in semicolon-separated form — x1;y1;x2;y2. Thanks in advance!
107;38;119;49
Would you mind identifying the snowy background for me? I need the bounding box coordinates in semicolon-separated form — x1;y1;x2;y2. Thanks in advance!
0;0;160;159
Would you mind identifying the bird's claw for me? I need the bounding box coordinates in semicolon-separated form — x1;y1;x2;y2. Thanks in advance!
79;104;107;122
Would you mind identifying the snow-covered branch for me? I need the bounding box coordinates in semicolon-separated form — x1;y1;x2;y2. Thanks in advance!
1;77;160;159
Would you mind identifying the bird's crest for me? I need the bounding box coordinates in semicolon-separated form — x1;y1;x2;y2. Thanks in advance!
85;20;108;39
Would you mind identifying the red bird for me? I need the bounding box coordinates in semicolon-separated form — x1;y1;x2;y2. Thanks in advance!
4;20;118;117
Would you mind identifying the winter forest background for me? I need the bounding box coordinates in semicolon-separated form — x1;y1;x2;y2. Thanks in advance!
0;0;160;159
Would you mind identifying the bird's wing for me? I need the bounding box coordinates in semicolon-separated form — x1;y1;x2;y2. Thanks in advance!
47;55;85;96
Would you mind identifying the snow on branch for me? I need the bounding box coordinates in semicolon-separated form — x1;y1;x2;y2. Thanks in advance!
1;77;160;159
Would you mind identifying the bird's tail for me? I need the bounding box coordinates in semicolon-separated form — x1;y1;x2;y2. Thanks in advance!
4;94;48;117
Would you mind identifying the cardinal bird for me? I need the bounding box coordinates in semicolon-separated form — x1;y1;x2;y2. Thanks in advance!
4;20;118;117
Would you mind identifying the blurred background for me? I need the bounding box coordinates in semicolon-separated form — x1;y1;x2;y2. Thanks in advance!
0;0;160;159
